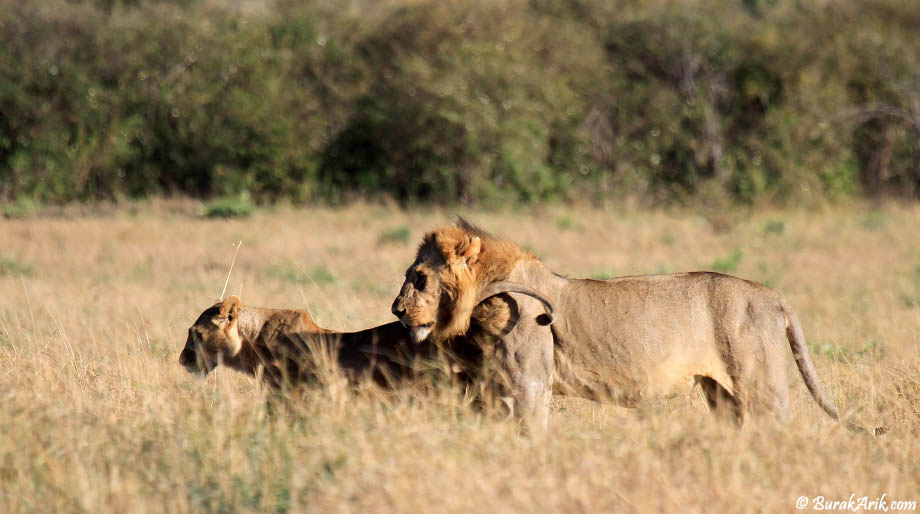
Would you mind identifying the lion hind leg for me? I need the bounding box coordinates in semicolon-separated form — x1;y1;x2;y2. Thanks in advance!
695;375;742;426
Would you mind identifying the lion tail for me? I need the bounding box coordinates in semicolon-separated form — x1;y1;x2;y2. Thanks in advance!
780;299;885;435
780;299;840;420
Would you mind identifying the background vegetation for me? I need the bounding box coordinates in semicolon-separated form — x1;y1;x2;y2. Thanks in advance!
2;0;919;207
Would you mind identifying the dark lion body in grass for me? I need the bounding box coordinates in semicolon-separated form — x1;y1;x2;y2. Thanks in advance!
179;292;552;404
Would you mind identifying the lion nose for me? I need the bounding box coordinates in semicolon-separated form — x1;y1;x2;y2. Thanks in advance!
391;302;406;319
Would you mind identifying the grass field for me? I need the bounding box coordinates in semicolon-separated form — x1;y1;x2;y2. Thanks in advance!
1;200;918;513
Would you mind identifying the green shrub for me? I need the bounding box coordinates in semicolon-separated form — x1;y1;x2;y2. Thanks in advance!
201;197;253;219
265;262;307;284
377;226;411;245
0;257;34;277
2;197;37;219
0;0;918;206
307;266;338;285
708;250;744;273
265;262;337;285
764;220;785;235
556;215;584;231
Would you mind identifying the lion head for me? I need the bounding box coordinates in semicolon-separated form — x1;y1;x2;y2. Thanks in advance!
179;296;243;374
391;220;552;343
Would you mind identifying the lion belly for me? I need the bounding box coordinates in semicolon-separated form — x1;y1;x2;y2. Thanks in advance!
645;350;734;399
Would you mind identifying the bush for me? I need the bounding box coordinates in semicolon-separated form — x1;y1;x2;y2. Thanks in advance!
201;197;253;219
317;1;605;205
0;0;918;206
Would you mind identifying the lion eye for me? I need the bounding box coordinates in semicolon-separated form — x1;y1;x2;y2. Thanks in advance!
414;272;427;291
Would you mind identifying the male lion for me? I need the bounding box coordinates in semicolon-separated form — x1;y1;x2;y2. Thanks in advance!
391;220;879;432
179;290;552;391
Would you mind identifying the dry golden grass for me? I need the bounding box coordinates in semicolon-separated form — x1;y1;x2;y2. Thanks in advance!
1;200;918;513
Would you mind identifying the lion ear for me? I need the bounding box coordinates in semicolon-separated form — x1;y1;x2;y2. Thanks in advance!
455;236;480;267
465;236;481;266
219;295;242;323
439;233;481;268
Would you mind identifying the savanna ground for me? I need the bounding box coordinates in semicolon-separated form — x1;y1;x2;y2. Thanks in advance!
1;200;919;513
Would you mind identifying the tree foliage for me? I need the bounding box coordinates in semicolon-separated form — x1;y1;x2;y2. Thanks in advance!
1;0;918;205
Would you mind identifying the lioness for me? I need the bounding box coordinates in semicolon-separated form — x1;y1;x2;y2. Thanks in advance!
180;289;553;390
179;295;417;388
391;219;878;432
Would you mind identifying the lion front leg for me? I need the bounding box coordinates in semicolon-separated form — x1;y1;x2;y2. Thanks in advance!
498;298;555;432
509;363;553;432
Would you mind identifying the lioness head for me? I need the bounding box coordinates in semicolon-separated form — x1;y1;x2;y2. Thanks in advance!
179;296;244;374
391;222;553;343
